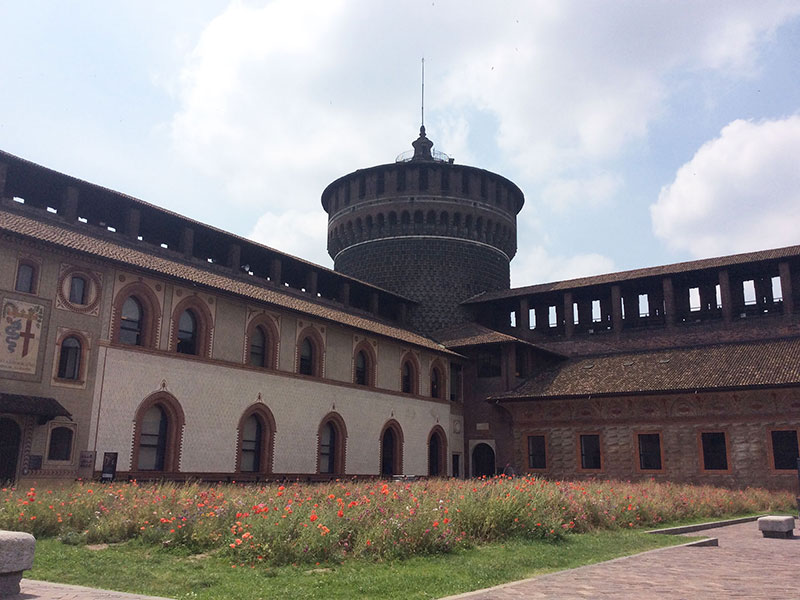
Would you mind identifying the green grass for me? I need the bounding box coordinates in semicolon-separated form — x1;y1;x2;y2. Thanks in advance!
29;530;689;600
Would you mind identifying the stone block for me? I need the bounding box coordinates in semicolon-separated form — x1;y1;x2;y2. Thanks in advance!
0;530;36;597
757;516;795;538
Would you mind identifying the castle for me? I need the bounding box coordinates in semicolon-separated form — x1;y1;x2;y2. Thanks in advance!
2;128;799;489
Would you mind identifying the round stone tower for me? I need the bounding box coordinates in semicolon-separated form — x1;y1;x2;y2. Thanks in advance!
322;127;524;336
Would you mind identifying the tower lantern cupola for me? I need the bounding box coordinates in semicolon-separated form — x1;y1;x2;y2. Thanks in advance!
411;126;434;161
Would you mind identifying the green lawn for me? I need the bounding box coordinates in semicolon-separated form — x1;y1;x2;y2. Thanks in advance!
29;530;689;600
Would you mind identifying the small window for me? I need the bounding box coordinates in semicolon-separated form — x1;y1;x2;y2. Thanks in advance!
249;326;267;367
69;276;87;305
449;363;462;401
119;297;143;346
355;350;368;385
477;348;502;378
580;434;602;470
15;263;36;294
527;435;546;469
57;336;82;380
299;338;314;375
637;433;662;470
771;430;799;471
176;310;197;355
700;432;728;470
240;415;263;472
47;427;74;461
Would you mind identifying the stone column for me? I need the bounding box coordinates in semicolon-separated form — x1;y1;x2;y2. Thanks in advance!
126;208;141;241
611;285;623;334
370;291;379;314
305;271;318;295
227;244;241;271
270;258;282;285
779;261;793;315
719;270;733;323
339;282;350;306
563;292;574;338
662;277;676;327
181;227;194;258
519;297;530;331
0;162;7;199
62;186;79;222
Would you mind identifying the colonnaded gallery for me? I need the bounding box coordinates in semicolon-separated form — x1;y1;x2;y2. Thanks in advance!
2;128;800;490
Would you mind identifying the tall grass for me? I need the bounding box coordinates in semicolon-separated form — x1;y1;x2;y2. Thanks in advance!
2;477;792;565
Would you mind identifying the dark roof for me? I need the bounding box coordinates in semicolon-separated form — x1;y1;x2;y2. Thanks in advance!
0;394;71;419
465;245;800;304
0;210;453;354
494;337;800;400
0;149;415;303
433;322;565;356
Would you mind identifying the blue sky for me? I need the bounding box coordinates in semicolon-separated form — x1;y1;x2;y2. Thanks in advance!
2;1;800;287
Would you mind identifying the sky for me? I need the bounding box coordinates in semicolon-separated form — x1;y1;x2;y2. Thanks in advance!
2;1;800;288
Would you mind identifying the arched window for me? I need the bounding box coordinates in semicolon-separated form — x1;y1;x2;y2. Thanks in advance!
402;362;412;393
355;350;367;385
319;422;336;474
236;405;275;474
380;420;404;477
240;415;263;472
176;310;197;355
296;327;324;377
400;352;419;395
57;336;81;380
428;426;448;477
69;275;87;305
119;296;143;346
249;326;267;367
47;427;74;461
15;262;36;294
430;365;442;399
299;338;314;375
317;413;347;475
132;393;184;473
138;405;168;471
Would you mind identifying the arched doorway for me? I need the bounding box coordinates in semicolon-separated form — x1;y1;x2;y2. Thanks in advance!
472;443;495;477
0;418;21;483
381;428;395;476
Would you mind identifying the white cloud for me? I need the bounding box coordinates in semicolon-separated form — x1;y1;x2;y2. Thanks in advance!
249;210;330;266
511;246;616;288
540;173;623;213
651;115;800;257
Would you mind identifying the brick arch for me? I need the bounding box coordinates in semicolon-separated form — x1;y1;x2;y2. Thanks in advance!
235;403;276;474
427;425;448;477
111;281;161;349
379;419;404;476
170;295;213;358
317;412;347;475
296;325;325;377
245;314;279;369
352;339;377;387
54;329;90;382
429;359;447;400
400;351;420;395
130;391;185;473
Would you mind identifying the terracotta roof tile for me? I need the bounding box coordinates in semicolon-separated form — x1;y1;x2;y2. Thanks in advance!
494;337;800;400
1;210;452;354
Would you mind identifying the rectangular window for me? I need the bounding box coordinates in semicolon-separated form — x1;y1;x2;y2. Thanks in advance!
579;434;602;470
477;348;502;378
452;453;460;478
637;433;662;470
771;430;799;470
700;431;728;470
449;363;462;402
527;435;546;469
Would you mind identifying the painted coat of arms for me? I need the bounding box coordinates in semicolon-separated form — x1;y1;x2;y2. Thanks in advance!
2;299;45;374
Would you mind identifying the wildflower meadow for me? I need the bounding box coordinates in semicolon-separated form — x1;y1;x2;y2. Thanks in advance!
2;477;792;566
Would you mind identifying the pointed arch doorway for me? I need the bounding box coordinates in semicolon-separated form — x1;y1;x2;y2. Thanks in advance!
0;418;21;483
